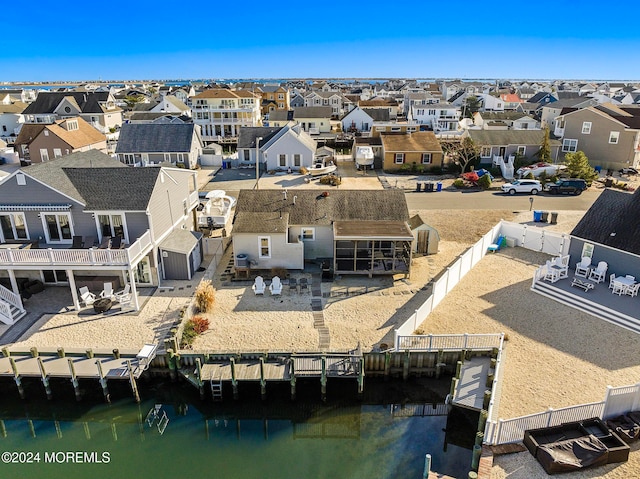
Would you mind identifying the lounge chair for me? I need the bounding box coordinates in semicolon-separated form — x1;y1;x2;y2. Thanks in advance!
487;235;505;253
269;276;283;295
114;284;132;304
100;282;115;299
71;235;84;249
574;256;591;278
588;261;608;283
79;286;96;306
252;276;265;295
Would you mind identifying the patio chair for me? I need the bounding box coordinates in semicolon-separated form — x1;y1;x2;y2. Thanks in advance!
487;235;505;253
574;256;591;278
71;235;84;249
626;282;640;298
114;284;132;304
552;256;569;279
609;273;616;289
97;236;111;249
269;276;283;295
110;236;124;249
544;260;560;283
625;275;636;281
79;286;96;306
299;277;308;293
612;281;627;296
588;261;608;283
252;276;265;295
289;278;298;293
100;282;115;299
83;235;97;248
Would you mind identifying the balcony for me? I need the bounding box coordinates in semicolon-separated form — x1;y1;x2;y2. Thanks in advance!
0;231;152;268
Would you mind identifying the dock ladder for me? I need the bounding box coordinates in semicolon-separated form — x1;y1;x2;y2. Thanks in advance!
210;375;223;402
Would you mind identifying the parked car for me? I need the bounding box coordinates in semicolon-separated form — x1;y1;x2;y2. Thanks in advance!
501;179;543;195
545;178;588;195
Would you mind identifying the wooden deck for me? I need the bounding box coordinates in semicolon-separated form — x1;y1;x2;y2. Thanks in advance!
452;356;491;411
201;361;290;382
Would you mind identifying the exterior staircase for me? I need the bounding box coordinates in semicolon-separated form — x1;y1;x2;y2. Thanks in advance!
531;279;640;335
0;284;26;326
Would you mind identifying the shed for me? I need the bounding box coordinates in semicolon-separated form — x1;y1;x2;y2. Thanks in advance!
408;215;439;255
159;230;203;280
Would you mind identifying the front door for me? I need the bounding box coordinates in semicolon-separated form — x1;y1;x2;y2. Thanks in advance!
499;147;506;158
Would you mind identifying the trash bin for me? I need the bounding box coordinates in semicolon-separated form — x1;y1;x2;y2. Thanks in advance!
604;178;613;187
541;211;549;223
436;181;443;192
594;166;602;173
550;212;558;224
505;237;516;247
416;182;422;192
533;210;543;222
426;182;434;192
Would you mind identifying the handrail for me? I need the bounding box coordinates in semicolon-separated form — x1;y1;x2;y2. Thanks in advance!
0;283;23;312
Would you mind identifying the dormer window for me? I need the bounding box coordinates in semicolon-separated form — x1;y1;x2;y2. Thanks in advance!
66;119;78;131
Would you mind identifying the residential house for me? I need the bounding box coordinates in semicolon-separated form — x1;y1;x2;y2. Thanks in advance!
340;107;376;133
14;117;107;163
410;103;461;132
499;93;524;110
380;132;444;170
466;129;562;166
290;94;305;108
21;91;122;134
476;93;504;112
358;99;399;120
128;113;192;123
528;91;557;106
115;123;203;169
540;97;597;130
255;85;290;115
0;150;199;321
190;89;261;143
171;86;196;106
140;95;191;117
473;111;539;130
231;189;413;277
269;107;332;134
304;91;350;117
0;89;37;104
236;124;317;171
403;91;440;116
0;100;27;145
568;188;640;289
553;103;640;170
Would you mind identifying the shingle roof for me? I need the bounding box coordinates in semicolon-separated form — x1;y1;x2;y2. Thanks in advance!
362;108;390;121
44;118;106;148
22;91;117;114
293;106;332;118
191;89;258;99
571;189;640;255
236;127;282;149
22;150;126;204
476;111;530;121
268;110;292;122
381;132;442;153
233;189;409;231
467;129;547;146
115;123;197;153
0;101;27;113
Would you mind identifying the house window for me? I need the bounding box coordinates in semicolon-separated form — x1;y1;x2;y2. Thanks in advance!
293;154;301;166
428;109;436;115
258;236;271;258
391;127;401;132
581;242;594;259
516;146;526;156
40;149;50;162
581;122;592;134
562;139;578;152
395;153;404;164
42;213;73;243
122;153;135;165
97;213;125;241
301;228;315;241
66;119;78;131
609;131;620;144
53;148;62;158
421;153;432;164
480;146;492;158
279;154;286;167
278;94;284;100
0;213;28;241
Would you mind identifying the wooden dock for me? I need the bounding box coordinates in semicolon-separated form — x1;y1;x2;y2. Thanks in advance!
451;356;492;411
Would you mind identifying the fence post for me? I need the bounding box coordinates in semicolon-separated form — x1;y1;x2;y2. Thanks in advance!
634;383;640;412
602;385;613;419
413;310;419;331
546;407;554;427
495;419;504;446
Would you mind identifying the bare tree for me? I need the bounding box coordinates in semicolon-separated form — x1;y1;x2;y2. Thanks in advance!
443;137;481;173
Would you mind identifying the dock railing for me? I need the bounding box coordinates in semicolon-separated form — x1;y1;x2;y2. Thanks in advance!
396;333;502;352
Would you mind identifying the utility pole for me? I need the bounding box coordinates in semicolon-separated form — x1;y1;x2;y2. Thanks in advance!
255;136;263;190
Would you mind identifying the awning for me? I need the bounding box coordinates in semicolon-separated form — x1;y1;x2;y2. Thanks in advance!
333;221;414;240
0;204;72;212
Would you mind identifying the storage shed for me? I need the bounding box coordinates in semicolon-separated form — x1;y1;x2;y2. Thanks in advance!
159;230;203;280
408;215;439;255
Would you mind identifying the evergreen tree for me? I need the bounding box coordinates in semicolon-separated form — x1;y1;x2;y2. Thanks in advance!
563;151;599;185
536;127;552;163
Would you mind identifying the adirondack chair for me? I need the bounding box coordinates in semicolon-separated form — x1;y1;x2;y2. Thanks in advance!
79;287;96;306
269;276;282;295
252;276;265;295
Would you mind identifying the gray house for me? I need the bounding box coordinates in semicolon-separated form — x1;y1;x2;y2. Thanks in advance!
0;150;199;321
465;130;562;166
115;123;203;169
232;190;413;277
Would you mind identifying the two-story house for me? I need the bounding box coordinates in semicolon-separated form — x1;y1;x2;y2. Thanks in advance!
380;132;444;170
473;112;540;130
553;103;640;170
304;91;351;117
269;107;332;134
14;117;107;163
0;150;199;322
0;100;27;145
21;91;122;134
115;123;203;169
410;103;461;132
256;85;290;115
190;89;261;143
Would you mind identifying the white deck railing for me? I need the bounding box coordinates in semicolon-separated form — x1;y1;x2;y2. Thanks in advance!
396;333;502;351
0;230;152;267
0;283;24;312
0;300;14;325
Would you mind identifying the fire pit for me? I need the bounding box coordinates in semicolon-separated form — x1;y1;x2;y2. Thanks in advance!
93;298;113;313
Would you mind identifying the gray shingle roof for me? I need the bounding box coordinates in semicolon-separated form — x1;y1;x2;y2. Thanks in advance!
237;127;282;149
115;123;197;153
22;91;113;114
233;190;409;231
293;106;332;118
467;130;547;146
362;108;390;121
571;189;640;255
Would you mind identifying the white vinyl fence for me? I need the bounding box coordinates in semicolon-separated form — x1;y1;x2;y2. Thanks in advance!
484;382;640;445
499;221;571;257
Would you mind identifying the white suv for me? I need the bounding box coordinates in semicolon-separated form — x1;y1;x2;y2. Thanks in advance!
501;179;542;195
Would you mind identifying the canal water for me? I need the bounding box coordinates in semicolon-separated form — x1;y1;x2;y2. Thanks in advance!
0;377;476;479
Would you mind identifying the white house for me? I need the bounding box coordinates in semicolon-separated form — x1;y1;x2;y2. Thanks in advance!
341;107;375;133
410;103;461;132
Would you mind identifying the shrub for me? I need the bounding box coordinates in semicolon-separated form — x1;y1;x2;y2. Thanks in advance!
181;320;197;348
319;174;341;186
271;267;288;279
194;279;215;313
399;163;411;172
524;171;535;180
477;173;492;190
416;164;425;174
428;165;443;175
453;178;465;189
191;315;210;334
488;166;502;178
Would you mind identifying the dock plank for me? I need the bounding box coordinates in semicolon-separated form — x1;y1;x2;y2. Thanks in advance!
452;356;491;411
0;355;147;379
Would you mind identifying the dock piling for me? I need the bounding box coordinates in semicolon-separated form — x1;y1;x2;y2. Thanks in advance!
95;359;110;403
127;360;140;403
422;453;432;479
357;357;364;397
402;350;410;380
289;359;296;400
67;358;81;401
9;357;24;399
195;357;204;399
321;356;327;401
259;357;266;400
230;356;238;400
37;357;52;400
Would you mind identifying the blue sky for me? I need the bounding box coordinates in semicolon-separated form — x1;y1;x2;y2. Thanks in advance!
3;1;639;82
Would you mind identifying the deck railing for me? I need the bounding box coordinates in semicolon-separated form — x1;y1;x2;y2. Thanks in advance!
396;333;503;351
0;283;23;312
0;230;152;267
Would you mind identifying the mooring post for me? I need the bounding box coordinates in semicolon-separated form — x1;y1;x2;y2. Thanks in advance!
483;390;492;410
95;359;110;403
449;377;459;400
289;359;296;401
127;360;140;403
9;357;24;399
475;431;484;447
422;453;431;479
471;444;482;470
477;409;488;435
195;357;204;399
455;360;462;378
37;357;52;400
259;356;267;400
167;349;177;381
30;346;38;358
383;351;391;379
1;347;9;357
402;350;410;381
86;348;94;359
0;420;6;438
357;357;364;397
230;356;239;400
320;355;327;402
28;419;35;438
67;358;81;401
57;347;65;358
113;348;120;359
435;349;445;379
83;421;91;440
